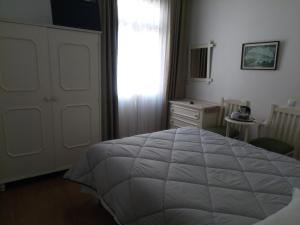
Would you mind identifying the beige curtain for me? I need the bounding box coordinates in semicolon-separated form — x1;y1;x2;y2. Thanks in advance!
162;0;189;128
166;0;188;99
99;0;119;140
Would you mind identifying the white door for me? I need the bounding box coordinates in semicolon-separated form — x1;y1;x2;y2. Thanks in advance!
0;22;55;183
48;28;101;169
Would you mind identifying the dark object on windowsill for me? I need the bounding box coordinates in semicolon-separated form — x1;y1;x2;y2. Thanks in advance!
189;101;194;105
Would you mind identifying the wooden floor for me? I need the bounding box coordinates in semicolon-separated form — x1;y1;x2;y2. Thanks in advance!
0;172;117;225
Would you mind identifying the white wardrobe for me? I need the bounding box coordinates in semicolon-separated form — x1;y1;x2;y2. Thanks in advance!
0;21;101;185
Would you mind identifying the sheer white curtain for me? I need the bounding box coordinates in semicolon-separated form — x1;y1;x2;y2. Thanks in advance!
117;0;170;137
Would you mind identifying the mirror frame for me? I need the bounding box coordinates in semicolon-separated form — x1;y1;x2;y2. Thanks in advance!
188;41;215;84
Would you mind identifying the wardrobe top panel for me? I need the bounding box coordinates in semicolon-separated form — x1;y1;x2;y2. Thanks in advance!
0;19;102;35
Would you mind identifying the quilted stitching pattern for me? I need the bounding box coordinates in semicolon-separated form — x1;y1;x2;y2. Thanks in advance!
65;127;300;225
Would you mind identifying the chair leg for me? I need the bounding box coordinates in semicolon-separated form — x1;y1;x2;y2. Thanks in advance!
291;150;299;160
0;184;6;192
226;124;230;137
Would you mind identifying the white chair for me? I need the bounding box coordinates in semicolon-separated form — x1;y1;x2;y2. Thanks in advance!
250;104;300;159
206;98;251;137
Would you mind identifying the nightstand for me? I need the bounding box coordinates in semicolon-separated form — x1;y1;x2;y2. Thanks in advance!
169;99;221;129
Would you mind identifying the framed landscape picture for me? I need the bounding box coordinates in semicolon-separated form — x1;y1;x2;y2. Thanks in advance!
241;41;280;70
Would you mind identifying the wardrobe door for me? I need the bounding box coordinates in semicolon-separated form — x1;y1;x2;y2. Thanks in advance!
48;28;101;169
0;22;55;183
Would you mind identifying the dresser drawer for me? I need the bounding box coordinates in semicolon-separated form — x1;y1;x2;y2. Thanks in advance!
169;100;220;129
169;116;199;128
170;105;200;120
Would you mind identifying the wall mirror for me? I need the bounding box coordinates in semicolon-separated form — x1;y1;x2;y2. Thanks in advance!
189;41;215;83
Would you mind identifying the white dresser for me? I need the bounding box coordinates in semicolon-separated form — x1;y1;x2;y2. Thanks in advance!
169;99;220;129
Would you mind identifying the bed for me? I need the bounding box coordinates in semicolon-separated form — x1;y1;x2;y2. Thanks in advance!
65;127;300;225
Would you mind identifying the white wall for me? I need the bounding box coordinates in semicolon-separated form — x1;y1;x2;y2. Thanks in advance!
186;0;300;123
0;0;52;24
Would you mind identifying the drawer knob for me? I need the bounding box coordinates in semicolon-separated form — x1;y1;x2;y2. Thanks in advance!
43;96;51;102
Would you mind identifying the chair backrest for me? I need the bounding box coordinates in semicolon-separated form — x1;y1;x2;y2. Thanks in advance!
265;104;300;149
218;98;251;126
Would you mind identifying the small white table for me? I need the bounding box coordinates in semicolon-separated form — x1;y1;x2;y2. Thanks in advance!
225;116;257;142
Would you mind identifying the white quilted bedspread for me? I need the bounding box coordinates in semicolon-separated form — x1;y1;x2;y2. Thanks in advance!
65;127;300;225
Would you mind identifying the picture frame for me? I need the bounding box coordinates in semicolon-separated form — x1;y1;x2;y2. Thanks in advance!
241;41;280;70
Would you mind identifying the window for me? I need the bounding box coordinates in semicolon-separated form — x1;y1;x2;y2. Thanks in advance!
117;0;163;99
117;0;169;137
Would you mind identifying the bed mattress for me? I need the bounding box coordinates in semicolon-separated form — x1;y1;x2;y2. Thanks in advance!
65;127;300;225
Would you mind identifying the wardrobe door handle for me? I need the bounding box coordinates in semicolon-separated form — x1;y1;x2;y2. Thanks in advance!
50;96;58;102
43;97;51;102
